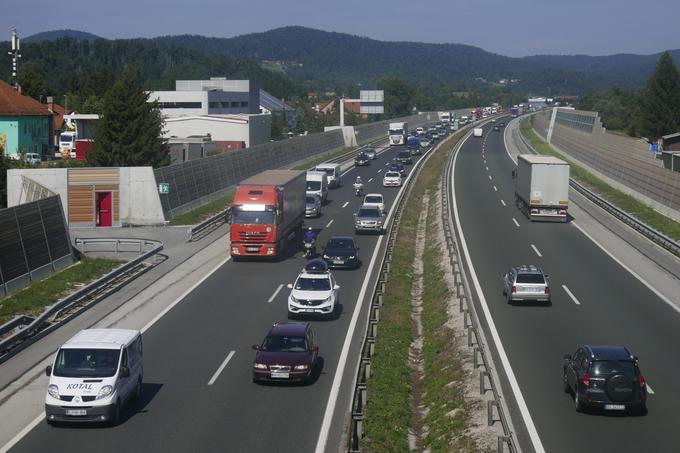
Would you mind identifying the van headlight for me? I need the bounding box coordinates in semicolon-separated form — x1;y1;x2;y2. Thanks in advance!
48;384;59;399
96;385;113;400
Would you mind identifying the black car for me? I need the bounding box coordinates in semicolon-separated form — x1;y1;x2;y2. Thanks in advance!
389;162;406;175
322;236;360;269
563;345;647;413
396;149;413;164
354;152;370;166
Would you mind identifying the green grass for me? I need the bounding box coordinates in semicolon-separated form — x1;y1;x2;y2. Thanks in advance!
362;130;472;452
168;192;234;226
520;120;680;240
0;257;123;325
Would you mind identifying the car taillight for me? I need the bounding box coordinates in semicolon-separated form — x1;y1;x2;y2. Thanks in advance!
511;285;516;293
545;286;550;295
582;373;590;387
639;375;646;388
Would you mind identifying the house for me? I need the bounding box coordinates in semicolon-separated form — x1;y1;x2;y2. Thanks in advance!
314;99;335;114
0;80;53;159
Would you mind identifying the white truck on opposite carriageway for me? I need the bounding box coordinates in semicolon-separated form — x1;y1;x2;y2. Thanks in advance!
514;154;570;222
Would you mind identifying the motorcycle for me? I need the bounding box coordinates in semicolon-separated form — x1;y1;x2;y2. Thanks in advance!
303;239;316;258
353;183;364;196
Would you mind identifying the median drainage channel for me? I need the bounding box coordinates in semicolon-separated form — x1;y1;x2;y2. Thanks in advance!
349;128;510;452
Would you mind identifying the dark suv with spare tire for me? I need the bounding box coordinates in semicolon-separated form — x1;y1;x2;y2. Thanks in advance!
563;345;647;414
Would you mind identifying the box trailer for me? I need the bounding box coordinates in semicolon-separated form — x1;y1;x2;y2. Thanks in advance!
514;155;570;222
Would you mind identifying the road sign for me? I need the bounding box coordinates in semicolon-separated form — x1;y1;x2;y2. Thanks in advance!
158;183;169;194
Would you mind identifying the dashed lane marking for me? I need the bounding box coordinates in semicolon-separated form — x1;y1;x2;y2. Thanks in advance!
267;284;284;303
562;285;581;305
512;217;520;227
326;218;334;228
531;244;543;257
207;350;236;386
342;201;349;208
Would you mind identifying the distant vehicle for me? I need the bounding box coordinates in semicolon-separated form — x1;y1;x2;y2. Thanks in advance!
287;259;340;317
450;120;459;131
420;137;432;148
252;322;318;383
493;125;500;132
440;111;452;124
322;236;360;269
415;127;425;135
389;162;406;175
58;131;93;160
459;116;469;126
230;170;306;258
305;193;322;218
473;128;483;137
383;171;402;187
491;118;496;123
315;163;342;188
563;345;647;413
354;205;386;234
24;152;41;164
388;122;408;146
431;132;439;141
502;265;551;304
511;106;519;118
306;171;328;202
396;149;413;164
45;329;143;424
364;148;377;160
514;155;569;222
354;151;370;166
499;122;506;127
363;193;385;212
407;135;421;155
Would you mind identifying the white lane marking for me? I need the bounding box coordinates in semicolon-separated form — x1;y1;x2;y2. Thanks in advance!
377;169;382;173
486;166;489;171
488;175;492;180
531;244;543;257
207;350;236;386
142;256;231;333
342;201;349;208
561;285;581;305
0;413;44;453
267;284;283;303
571;222;680;315
500;199;506;206
325;218;334;228
385;162;390;166
493;185;498;192
512;217;520;227
315;144;429;453
368;178;373;182
646;384;655;394
451;137;545;453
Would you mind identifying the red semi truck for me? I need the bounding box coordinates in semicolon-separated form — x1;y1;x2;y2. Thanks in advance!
229;170;306;259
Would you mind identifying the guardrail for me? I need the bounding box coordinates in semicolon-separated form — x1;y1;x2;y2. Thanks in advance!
441;129;518;453
517;120;680;259
345;123;475;452
0;237;163;365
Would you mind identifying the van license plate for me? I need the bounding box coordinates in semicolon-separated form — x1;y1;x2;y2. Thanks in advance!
271;371;289;379
604;404;625;411
66;409;87;416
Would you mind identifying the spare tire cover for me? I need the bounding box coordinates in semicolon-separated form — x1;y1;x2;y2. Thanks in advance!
605;374;634;402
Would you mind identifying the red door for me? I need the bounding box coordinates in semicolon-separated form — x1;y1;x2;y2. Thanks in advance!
96;192;112;227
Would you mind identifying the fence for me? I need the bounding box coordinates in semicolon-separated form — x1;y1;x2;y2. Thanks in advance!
0;195;74;297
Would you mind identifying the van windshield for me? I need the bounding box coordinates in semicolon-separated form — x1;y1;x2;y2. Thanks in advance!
307;181;321;191
54;348;120;378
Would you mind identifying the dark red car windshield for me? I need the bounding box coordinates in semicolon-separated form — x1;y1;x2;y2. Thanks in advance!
262;335;308;352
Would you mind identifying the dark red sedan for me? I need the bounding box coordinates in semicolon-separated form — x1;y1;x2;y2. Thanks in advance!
252;322;318;383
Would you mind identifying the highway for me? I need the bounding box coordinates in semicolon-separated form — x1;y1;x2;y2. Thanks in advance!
452;121;680;452
9;144;426;452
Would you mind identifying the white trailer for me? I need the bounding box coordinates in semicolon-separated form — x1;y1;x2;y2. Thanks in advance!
514;154;570;222
473;128;483;137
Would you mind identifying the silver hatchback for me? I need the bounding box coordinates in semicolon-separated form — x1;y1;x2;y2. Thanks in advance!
502;265;550;304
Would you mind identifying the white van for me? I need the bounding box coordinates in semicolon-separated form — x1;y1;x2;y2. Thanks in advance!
315;163;342;188
45;329;143;424
306;171;328;202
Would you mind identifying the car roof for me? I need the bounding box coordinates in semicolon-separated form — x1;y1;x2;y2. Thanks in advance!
269;322;308;336
328;235;354;242
513;264;543;274
585;345;633;360
385;171;400;176
365;193;382;198
62;329;139;350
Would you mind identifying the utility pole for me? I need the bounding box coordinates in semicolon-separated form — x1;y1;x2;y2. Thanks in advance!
8;27;22;91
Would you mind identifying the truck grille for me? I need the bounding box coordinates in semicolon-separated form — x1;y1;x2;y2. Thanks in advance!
238;231;267;242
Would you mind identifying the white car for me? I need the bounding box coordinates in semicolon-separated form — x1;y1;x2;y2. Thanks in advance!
287;260;340;318
363;193;385;212
382;171;402;187
416;127;425;135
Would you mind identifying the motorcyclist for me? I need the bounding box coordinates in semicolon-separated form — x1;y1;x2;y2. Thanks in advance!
353;176;364;195
303;227;318;257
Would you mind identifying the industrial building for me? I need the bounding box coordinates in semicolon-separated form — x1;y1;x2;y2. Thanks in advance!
163;113;271;149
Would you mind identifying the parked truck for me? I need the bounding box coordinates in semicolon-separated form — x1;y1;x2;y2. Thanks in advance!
388;122;408;145
229;170;306;258
514;155;570;222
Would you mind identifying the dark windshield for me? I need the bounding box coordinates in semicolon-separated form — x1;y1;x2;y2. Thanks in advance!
365;196;382;204
516;274;545;284
399;151;411;157
327;239;355;249
591;360;636;376
358;209;381;218
262;335;308;352
295;277;331;291
53;348;120;378
232;210;275;225
307;181;321;191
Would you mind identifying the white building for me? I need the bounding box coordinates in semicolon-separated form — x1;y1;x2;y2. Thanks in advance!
163;114;271;149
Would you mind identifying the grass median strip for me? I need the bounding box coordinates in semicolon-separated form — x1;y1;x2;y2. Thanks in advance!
168;192;234;226
521;119;680;240
0;257;122;326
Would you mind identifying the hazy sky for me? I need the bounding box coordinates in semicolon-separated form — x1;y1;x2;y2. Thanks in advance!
3;0;679;57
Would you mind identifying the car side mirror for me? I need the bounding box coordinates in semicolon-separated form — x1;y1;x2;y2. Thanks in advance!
46;365;52;376
252;344;261;351
563;354;572;361
333;285;340;290
544;274;550;279
286;283;293;289
120;366;130;378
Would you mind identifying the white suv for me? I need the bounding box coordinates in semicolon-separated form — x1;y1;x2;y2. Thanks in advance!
287;260;340;318
363;193;385;212
382;171;402;187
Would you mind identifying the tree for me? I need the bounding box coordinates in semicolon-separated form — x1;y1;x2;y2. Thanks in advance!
637;52;680;140
292;108;306;135
18;62;52;101
377;76;416;117
89;66;167;167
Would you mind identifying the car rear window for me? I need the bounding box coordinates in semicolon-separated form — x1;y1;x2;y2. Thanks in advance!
358;209;381;217
365;196;382;203
516;274;545;284
385;172;400;177
590;360;636;376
